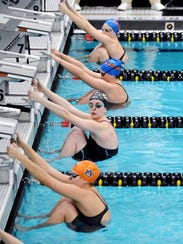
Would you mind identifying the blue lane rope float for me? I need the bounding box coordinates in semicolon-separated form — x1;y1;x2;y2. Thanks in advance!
64;171;183;187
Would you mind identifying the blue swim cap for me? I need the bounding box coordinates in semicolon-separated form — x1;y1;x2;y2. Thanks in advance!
101;58;122;77
104;19;120;34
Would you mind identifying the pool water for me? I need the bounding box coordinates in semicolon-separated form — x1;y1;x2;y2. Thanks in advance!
14;36;183;243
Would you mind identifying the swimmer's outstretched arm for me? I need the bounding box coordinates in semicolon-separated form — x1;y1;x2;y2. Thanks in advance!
28;80;91;120
15;134;67;182
0;229;23;244
33;79;91;118
59;1;108;45
51;48;85;69
50;50;99;78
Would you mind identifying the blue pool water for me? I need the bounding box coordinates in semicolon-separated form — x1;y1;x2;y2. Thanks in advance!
14;36;183;243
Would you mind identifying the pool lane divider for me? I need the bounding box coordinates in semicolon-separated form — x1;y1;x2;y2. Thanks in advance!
64;171;183;187
23;172;183;187
107;116;183;128
92;69;183;81
42;117;183;128
118;31;183;42
84;32;183;42
119;69;183;81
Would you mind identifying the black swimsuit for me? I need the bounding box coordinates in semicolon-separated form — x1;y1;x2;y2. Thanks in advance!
119;47;126;62
66;190;109;233
106;83;129;110
72;120;118;162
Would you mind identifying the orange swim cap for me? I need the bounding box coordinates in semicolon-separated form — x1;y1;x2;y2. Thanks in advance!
73;160;100;183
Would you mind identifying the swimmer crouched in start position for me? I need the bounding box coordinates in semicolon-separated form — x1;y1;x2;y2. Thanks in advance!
7;135;110;232
59;0;128;64
28;80;118;162
51;49;129;108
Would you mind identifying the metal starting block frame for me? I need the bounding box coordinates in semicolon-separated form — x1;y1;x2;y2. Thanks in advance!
0;117;18;139
3;14;52;73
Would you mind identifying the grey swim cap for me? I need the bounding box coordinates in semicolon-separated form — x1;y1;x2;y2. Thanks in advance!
89;90;108;108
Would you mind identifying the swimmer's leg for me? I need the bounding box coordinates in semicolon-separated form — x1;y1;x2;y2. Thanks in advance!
17;213;50;220
60;126;87;158
38;148;61;155
15;201;78;232
46;156;62;163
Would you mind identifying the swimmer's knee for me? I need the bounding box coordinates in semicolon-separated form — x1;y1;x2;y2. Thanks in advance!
70;127;86;137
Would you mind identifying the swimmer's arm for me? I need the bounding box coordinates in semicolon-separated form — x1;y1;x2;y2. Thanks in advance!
0;230;23;244
28;91;90;120
51;53;100;78
75;71;111;92
7;146;91;200
59;2;109;45
6;146;70;189
51;49;85;69
17;137;70;183
35;79;91;115
29;91;103;132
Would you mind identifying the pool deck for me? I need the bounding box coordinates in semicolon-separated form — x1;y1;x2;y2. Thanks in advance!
0;0;183;235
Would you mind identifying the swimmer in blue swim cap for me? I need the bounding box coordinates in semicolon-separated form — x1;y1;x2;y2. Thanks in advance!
100;58;123;78
51;50;129;109
59;0;128;64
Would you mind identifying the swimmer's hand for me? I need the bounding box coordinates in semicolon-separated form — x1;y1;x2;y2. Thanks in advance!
7;143;19;159
28;89;42;103
15;224;29;232
59;1;68;14
31;78;44;92
51;48;60;57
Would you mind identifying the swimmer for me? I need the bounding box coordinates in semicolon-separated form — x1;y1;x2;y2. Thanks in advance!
0;229;23;244
28;82;118;162
59;0;128;64
7;136;110;233
51;49;129;109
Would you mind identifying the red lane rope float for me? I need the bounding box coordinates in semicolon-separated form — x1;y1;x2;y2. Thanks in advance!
65;171;183;187
85;33;94;41
72;76;80;80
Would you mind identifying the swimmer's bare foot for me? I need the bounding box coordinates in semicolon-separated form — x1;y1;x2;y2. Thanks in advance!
15;224;29;232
